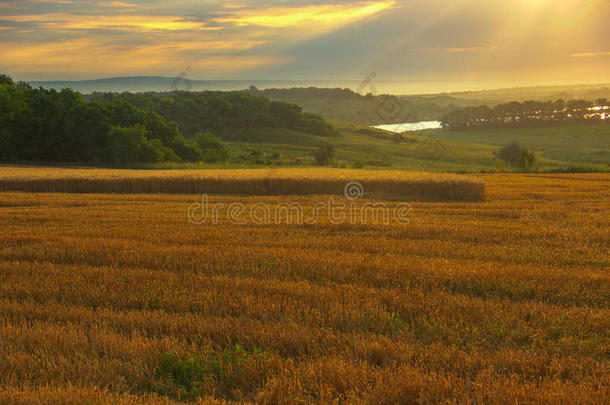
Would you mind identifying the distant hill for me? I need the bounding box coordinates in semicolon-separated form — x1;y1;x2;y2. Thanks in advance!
25;77;610;126
444;83;610;104
28;76;262;93
23;77;477;125
29;76;177;93
27;77;364;94
246;85;610;125
27;77;610;101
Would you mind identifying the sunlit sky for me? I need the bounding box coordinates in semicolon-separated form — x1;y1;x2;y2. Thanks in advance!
1;0;609;92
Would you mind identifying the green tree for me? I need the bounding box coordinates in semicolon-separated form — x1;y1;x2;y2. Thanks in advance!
0;74;14;86
314;145;334;166
494;141;537;170
193;132;230;163
168;133;204;162
62;103;110;162
106;125;168;163
0;83;26;160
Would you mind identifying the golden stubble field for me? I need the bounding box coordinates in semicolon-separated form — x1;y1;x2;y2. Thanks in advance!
0;167;485;202
0;172;608;404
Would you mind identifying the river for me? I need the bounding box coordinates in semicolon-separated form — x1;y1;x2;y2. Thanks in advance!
373;121;442;133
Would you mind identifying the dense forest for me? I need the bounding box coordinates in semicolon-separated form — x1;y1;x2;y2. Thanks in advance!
0;74;336;164
87;90;337;138
441;99;609;131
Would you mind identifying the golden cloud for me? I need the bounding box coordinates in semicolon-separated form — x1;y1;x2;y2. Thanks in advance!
223;3;248;9
0;38;280;75
571;51;610;57
24;0;75;3
97;1;139;7
426;46;499;54
0;1;396;77
1;13;219;31
214;1;396;28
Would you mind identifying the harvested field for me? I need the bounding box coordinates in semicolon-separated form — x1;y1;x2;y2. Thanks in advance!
0;167;485;202
0;173;608;403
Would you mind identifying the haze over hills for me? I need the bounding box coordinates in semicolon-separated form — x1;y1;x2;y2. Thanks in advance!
23;75;610;129
27;76;397;95
27;76;610;100
25;76;501;95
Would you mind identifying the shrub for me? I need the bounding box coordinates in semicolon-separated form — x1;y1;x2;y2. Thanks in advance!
314;145;334;166
494;141;537;169
192;132;231;163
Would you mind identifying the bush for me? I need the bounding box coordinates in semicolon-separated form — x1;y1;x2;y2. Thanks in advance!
192;132;231;163
314;145;334;166
494;141;537;169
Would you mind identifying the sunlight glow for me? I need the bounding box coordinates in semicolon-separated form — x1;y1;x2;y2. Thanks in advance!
571;51;610;57
214;1;396;28
1;0;608;83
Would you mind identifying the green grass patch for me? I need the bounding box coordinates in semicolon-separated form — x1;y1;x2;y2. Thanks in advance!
154;345;273;401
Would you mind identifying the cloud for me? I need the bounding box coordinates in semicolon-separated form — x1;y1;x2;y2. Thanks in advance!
223;3;248;9
24;0;75;3
1;38;284;77
2;13;220;31
425;45;499;54
97;1;138;7
2;0;609;86
0;1;399;79
571;51;610;57
213;1;396;28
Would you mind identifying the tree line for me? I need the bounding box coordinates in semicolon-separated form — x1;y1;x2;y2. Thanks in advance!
246;86;358;100
441;99;609;131
0;74;336;164
88;90;337;138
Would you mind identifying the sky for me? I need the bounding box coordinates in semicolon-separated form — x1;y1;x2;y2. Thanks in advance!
1;0;609;92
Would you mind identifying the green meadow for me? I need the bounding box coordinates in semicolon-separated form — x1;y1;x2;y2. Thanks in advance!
223;122;610;172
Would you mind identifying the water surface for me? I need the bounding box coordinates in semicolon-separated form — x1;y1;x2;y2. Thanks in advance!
373;121;442;133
